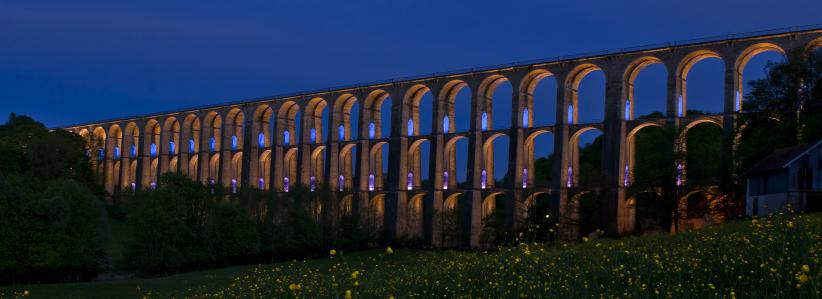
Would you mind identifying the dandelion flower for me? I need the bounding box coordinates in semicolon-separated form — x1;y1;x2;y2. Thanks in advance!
345;290;353;299
802;264;810;273
330;249;337;257
386;246;394;255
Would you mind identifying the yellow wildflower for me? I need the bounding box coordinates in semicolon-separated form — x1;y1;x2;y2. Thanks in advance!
330;249;337;257
802;264;810;273
351;270;360;279
386;246;394;255
23;290;29;296
796;273;809;283
787;221;795;228
345;290;352;299
288;283;301;291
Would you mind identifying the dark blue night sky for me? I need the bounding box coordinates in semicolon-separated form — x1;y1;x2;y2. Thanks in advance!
1;0;819;181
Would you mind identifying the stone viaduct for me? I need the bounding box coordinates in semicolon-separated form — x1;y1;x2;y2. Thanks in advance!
65;26;822;247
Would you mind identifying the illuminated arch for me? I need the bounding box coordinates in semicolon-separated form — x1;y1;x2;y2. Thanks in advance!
675;50;723;117
733;43;786;111
623;56;665;120
563;63;603;124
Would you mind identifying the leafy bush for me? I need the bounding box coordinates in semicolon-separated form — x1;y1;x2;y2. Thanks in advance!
123;173;259;275
0;114;109;284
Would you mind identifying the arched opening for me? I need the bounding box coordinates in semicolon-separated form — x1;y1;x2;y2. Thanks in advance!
368;142;389;191
406;194;425;239
143;120;161;188
440;80;472;133
339;144;357;191
407;139;430;190
523;70;558;126
106;125;123;193
480;192;505;246
482;134;509;189
735;43;786;112
181;114;200;180
569;128;603;188
443;136;469;189
405;84;433;136
478;75;512;130
438;193;463;247
364;90;392;139
223;109;244;188
525;131;554;188
162;117;181;175
565;64;605;124
676;50;724;115
334;94;359;141
624;57;667;119
684;121;723;186
122;122;140;190
203;112;223;185
91;127;107;184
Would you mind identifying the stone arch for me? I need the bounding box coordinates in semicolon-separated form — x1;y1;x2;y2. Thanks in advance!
734;43;786;112
675;50;723;116
363;89;391;139
804;37;822;54
333;93;359;141
482;132;509;189
143;119;162;187
407;138;430;189
304;97;327;144
338;143;357;191
403;84;432;136
253;104;273;148
523;130;553;187
438;79;470;133
181;114;201;179
567;127;603;187
121;122;140;189
563;63;603;124
625;122;666;187
477;74;511;130
276;101;301;146
258;149;271;189
162;116;181;174
202;111;223;184
406;193;425;238
519;69;556;127
680;120;723;186
369;194;386;231
623;56;665;120
282;147;299;190
443;135;469;188
367;141;389;191
105;124;123;193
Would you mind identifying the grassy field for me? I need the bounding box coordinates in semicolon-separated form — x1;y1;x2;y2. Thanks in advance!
2;212;821;298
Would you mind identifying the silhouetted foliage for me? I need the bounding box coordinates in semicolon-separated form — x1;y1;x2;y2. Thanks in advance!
0;114;109;284
123;173;259;275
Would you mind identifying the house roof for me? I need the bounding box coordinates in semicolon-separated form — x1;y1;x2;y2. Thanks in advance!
746;140;822;176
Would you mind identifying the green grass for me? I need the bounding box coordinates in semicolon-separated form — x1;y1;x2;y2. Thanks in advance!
3;213;822;298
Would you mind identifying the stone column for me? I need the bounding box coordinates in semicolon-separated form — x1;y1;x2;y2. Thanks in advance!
600;68;630;235
385;87;409;243
426;83;446;247
241;117;253;188
464;81;484;248
551;71;575;240
504;74;526;242
720;57;738;191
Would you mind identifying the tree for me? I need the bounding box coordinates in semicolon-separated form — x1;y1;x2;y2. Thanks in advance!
736;49;822;178
0;114;110;283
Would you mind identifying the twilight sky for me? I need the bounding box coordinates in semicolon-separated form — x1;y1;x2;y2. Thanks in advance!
1;0;819;180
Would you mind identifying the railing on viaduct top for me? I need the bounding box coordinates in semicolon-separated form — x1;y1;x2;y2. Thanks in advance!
60;23;822;129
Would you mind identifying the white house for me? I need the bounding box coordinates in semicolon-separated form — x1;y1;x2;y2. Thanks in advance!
746;140;822;216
